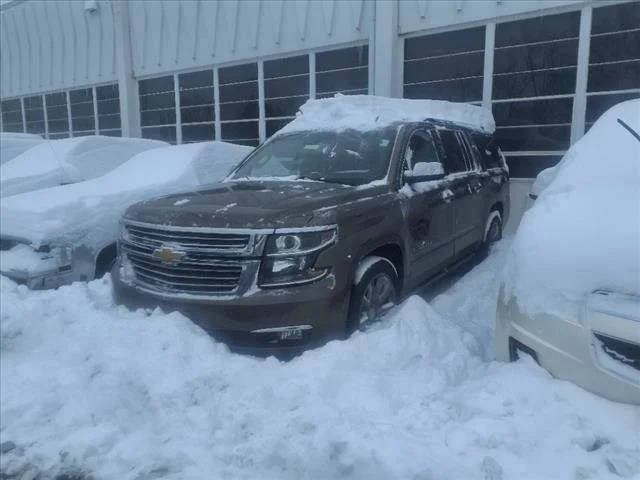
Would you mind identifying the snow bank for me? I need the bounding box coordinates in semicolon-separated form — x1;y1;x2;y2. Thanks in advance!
2;240;638;479
504;100;640;317
276;94;495;136
0;141;253;247
0;136;166;198
0;133;44;165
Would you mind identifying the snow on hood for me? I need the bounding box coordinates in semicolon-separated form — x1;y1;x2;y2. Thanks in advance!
0;132;44;165
0;141;253;247
504;99;640;317
0;136;166;198
276;94;495;136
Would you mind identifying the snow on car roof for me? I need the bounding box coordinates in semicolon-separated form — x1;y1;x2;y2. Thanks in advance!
504;99;640;317
0;132;44;165
275;94;496;136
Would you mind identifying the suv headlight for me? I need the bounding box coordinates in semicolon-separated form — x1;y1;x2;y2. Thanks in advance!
259;226;337;287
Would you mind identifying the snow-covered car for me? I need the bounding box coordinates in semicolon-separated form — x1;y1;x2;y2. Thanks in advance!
0;132;44;165
0;141;253;289
496;100;640;404
0;135;166;197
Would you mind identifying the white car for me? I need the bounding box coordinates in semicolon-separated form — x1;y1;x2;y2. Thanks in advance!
0;141;253;289
0;132;45;165
496;99;640;404
0;135;166;197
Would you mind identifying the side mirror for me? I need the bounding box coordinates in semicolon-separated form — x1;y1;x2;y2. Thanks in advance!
404;162;445;184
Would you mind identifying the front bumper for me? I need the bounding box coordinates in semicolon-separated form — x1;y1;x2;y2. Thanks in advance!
111;256;351;350
496;288;640;405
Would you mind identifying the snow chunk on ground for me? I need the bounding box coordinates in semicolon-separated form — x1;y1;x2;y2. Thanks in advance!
504;99;640;318
2;240;638;479
277;94;495;136
0;132;44;165
0;136;166;198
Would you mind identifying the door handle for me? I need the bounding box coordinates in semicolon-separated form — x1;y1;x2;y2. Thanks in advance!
441;189;454;202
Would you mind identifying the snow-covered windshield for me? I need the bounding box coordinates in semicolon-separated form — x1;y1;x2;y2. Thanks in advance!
231;127;398;186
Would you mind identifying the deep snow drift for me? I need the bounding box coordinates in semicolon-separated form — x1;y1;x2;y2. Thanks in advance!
1;240;638;480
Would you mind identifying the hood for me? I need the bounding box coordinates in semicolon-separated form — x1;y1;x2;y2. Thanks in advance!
123;180;389;229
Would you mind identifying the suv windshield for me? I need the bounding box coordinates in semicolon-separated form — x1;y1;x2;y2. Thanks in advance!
230;126;398;186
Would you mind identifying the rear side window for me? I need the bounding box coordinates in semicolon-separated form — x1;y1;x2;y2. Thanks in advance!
471;133;504;170
438;129;468;173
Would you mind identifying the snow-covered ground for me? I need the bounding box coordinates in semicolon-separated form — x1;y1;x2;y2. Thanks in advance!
1;240;638;480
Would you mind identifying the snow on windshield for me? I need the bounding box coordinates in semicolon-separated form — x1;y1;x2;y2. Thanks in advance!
503;99;640;317
276;94;495;136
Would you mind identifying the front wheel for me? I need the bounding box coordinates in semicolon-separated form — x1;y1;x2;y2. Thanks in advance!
347;258;398;333
480;211;502;257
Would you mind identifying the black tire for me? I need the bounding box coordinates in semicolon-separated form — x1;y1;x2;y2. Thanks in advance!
94;244;117;279
480;212;502;258
347;258;399;334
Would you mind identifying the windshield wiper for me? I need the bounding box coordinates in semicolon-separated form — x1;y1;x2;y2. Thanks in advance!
617;118;640;143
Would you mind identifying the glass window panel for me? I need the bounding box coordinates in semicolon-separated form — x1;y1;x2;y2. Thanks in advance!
26;121;45;134
69;88;92;104
591;2;640;35
221;121;258;140
495;125;571;151
100;129;122;137
72;116;95;132
404;27;484;60
48;119;69;133
505;155;563;178
47;105;68;120
438;130;468;173
587;60;640;92
179;70;213;89
589;30;640;64
141;109;176;126
403;77;483;102
179;86;214;107
586;92;640;123
73;131;94;137
316;45;368;72
493;39;578;74
493;67;576;99
23;96;41;109
264;54;309;79
70;102;93;118
219;101;259;121
316;89;368;99
182;123;214;143
139;92;175;111
139;76;174;95
49;133;69;139
1;99;21;111
404;51;483;84
266;118;293;137
181;105;214;124
493;98;574;126
316;67;368;94
219;82;258;103
219;63;258;85
98;113;121;130
495;11;580;48
142;126;176;143
264;75;309;99
96;84;119;100
265;96;308;118
2;111;22;123
45;92;66;106
97;98;120;116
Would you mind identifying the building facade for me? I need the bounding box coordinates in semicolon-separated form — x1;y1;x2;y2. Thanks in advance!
1;0;638;225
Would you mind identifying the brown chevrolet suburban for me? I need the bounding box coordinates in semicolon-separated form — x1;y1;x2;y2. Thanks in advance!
113;115;509;351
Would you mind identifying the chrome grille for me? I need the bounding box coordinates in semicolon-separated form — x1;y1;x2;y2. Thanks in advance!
125;223;250;251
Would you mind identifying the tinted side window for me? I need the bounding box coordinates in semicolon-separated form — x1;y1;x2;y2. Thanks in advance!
404;130;441;170
438;130;468;173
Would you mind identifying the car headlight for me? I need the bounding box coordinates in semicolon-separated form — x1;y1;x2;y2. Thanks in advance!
259;227;337;287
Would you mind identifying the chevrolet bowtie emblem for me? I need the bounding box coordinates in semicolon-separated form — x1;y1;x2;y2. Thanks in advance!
152;246;186;265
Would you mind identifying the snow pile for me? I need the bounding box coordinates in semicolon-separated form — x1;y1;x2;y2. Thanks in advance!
277;94;495;136
2;240;639;479
504;99;640;318
0;141;252;248
0;133;44;165
0;136;166;198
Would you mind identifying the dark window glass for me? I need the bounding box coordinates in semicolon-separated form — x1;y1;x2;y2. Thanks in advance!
70;102;93;118
72;116;95;132
587;60;640;92
493;38;578;74
139;76;174;95
404;51;483;84
96;84;120;133
48;119;69;134
266;118;293;137
265;75;309;99
220;101;259;121
316;67;368;94
49;132;69;139
96;84;119;100
221;121;259;141
494;125;571;151
264;55;308;79
404;77;483;102
24;95;45;134
98;114;121;130
589;30;640;65
265;96;308;118
179;70;213;90
181;105;214;124
182;123;214;143
179;86;213;107
585;92;640;123
44;94;68;135
141;109;176;126
438;130;468;173
139;92;175;111
495;11;579;48
493;98;574;126
73;131;94;137
591;2;640;35
219;63;258;85
316;45;368;72
142;126;176;143
100;129;122;137
1;99;21;112
493;68;576;99
505;155;562;178
70;88;94;133
69;88;92;104
404;27;484;60
45;92;66;106
317;89;368;99
97;98;120;116
405;130;440;170
219;82;259;103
